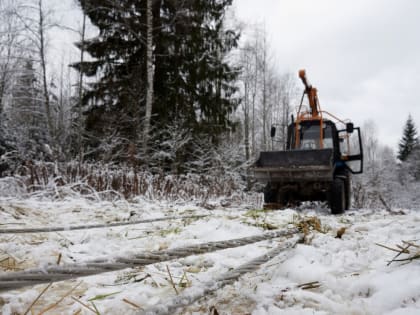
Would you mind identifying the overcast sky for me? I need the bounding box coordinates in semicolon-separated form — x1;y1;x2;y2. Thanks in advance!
233;0;420;150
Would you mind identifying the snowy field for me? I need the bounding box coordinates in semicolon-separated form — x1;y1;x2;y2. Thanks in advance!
0;196;419;315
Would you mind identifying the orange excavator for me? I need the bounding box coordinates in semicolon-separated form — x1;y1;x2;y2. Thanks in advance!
253;70;363;214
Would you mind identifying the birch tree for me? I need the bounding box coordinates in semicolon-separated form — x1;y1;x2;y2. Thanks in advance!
239;44;255;189
237;22;300;168
143;0;154;155
74;1;87;161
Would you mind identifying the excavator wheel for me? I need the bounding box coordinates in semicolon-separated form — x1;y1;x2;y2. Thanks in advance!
344;175;352;210
330;178;345;214
263;184;277;204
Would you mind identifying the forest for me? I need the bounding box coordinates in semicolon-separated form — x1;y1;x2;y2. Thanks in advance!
0;0;419;209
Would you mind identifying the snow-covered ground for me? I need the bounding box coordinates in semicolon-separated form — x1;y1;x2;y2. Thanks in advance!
0;196;419;315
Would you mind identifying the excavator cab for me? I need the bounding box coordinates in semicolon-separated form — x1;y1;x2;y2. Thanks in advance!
287;120;335;150
281;118;363;174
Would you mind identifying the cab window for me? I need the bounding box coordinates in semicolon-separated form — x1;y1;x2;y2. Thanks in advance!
299;124;333;149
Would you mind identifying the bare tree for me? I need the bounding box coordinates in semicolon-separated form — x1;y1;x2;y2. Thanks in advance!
51;53;74;158
0;0;27;123
11;0;57;150
239;43;255;189
238;23;299;159
250;32;260;156
37;0;54;146
259;26;269;151
278;73;298;149
239;44;255;161
77;3;87;161
361;119;379;176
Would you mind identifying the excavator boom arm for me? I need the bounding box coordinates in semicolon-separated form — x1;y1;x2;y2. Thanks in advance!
299;69;320;117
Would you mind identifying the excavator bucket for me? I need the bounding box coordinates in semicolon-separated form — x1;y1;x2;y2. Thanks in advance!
253;149;334;183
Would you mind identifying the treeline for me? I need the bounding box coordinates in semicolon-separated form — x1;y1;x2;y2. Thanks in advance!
354;115;420;209
0;0;298;178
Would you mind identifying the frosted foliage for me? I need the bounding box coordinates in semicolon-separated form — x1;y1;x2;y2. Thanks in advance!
0;177;26;197
353;143;420;211
0;161;252;205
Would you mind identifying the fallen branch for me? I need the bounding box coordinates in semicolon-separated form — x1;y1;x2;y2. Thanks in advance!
388;243;411;266
390;254;420;263
375;243;406;253
378;193;406;215
376;240;420;265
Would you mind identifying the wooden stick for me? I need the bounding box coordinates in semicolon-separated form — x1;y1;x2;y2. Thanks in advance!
71;297;97;314
56;253;62;265
388;244;411;266
122;298;142;309
402;240;420;248
375;243;401;253
297;281;320;288
301;284;321;290
378;194;392;212
395;244;410;253
297;281;321;289
23;282;53;315
166;264;179;295
391;254;420;262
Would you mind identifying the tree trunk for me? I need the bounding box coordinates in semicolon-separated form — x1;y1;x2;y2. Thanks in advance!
261;36;267;151
38;0;54;145
243;81;251;190
143;0;154;155
78;7;86;162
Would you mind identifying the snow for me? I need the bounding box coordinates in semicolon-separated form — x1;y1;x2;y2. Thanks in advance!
0;196;419;314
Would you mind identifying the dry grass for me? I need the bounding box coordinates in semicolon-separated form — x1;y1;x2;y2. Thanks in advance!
293;215;325;235
376;240;420;265
14;161;245;202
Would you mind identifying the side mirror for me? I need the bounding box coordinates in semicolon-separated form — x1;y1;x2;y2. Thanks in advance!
270;126;276;138
346;123;354;133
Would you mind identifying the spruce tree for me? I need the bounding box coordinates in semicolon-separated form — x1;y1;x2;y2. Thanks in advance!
398;115;419;161
74;0;239;165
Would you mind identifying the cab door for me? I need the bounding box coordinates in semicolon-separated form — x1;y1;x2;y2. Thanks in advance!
338;125;363;174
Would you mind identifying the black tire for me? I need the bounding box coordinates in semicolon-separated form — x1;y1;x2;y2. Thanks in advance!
330;178;345;214
263;184;277;204
344;175;351;210
278;190;291;207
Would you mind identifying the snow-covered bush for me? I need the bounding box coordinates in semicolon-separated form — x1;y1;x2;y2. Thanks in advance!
7;161;246;203
0;176;27;197
353;145;420;211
